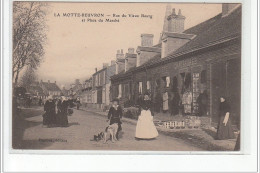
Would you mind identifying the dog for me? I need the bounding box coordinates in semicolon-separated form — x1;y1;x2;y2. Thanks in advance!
103;123;118;143
90;132;104;142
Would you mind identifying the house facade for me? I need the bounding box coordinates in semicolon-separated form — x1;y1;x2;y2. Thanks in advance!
88;61;116;109
39;80;62;97
110;4;241;125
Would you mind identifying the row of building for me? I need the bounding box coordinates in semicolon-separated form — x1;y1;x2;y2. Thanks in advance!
79;3;241;124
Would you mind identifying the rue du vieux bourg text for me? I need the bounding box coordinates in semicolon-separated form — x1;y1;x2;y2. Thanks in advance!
54;12;153;22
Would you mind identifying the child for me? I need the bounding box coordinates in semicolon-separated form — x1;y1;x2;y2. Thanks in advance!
107;98;123;140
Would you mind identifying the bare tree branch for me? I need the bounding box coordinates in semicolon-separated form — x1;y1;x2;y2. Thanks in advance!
13;2;48;87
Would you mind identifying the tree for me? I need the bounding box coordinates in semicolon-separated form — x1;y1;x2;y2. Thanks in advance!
13;2;48;87
20;67;38;91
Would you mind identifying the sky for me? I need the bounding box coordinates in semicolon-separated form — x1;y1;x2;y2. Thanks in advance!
35;2;222;89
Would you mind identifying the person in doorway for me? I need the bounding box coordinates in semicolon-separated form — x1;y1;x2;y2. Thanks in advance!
216;96;235;140
162;90;169;113
135;92;158;140
154;91;162;113
107;98;123;140
170;92;180;116
197;90;208;116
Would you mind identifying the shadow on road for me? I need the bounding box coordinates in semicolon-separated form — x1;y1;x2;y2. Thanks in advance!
68;122;80;127
12;106;53;149
202;128;217;139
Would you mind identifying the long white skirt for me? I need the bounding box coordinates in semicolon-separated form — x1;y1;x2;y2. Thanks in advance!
135;110;159;139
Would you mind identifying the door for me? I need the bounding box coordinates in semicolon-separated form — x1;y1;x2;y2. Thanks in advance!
210;61;227;123
97;87;102;104
226;58;241;126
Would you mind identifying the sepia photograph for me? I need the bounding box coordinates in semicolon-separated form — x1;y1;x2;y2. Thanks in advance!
12;2;242;151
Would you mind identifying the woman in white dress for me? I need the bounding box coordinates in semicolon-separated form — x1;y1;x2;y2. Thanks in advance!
135;93;158;140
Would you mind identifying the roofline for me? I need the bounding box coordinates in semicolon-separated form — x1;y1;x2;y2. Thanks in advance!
162;32;196;40
136;46;162;53
92;67;107;76
111;34;240;81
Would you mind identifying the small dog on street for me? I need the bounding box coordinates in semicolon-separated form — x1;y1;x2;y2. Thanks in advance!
90;132;104;142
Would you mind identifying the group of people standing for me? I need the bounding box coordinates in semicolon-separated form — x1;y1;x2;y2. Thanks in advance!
43;95;73;127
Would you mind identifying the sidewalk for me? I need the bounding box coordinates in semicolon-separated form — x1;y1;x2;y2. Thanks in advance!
80;107;237;151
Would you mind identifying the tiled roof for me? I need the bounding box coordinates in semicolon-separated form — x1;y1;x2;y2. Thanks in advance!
175;5;241;54
111;6;241;80
28;85;44;94
153;43;162;48
141;53;161;66
111;53;161;80
42;82;61;91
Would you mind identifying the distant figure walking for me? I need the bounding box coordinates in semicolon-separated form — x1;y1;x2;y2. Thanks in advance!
39;97;42;106
135;92;158;140
76;97;81;110
216;96;235;140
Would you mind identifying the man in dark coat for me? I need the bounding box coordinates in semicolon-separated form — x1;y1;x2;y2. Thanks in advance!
43;96;56;127
197;90;208;116
107;98;123;140
170;92;180;116
58;97;69;127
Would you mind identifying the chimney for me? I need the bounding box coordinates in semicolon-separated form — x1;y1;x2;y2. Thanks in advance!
167;8;186;33
103;63;109;68
128;48;135;54
172;8;176;15
55;81;56;84
178;9;182;15
141;34;154;47
95;68;97;72
222;3;240;17
48;80;50;84
116;49;124;59
111;60;116;65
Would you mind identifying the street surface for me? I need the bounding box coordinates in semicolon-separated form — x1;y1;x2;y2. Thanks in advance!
13;107;203;151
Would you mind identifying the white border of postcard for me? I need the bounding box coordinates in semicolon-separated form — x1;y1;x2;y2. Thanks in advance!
1;0;259;172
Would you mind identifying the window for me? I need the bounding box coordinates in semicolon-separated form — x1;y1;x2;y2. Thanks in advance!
147;81;151;90
118;84;122;98
166;76;170;87
138;82;143;94
162;76;170;87
201;70;207;83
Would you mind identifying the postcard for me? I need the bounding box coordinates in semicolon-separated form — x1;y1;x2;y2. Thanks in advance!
12;2;241;151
